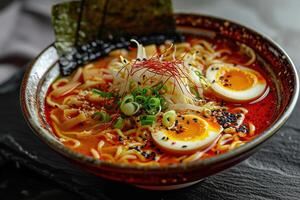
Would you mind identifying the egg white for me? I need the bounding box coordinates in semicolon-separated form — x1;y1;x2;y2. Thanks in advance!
206;64;267;102
151;115;223;155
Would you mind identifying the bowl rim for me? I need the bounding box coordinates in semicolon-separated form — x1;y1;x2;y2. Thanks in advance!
20;13;299;172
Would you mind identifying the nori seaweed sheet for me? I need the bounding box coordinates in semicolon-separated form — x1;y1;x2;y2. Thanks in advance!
52;1;82;55
52;0;175;56
101;0;175;38
77;0;106;45
51;0;178;76
59;34;184;76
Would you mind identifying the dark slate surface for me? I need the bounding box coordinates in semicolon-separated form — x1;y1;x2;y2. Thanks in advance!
0;0;300;199
0;70;299;199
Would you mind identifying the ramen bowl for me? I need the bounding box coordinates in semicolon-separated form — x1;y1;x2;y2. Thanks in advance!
20;14;299;190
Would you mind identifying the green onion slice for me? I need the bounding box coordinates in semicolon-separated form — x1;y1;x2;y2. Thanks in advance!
195;70;202;77
122;95;134;104
140;115;156;126
144;97;161;114
135;95;147;105
190;86;201;99
94;111;111;123
114;117;124;129
148;97;160;108
194;70;210;88
162;110;176;128
120;102;140;116
120;95;140;116
92;89;113;98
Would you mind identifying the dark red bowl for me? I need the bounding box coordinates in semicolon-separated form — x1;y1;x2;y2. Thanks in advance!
20;14;299;190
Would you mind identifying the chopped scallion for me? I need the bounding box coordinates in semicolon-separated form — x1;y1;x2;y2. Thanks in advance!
148;97;160;108
92;89;113;98
120;95;140;116
135;95;147;105
140;115;156;126
94;111;111;123
114;117;124;129
162;110;176;128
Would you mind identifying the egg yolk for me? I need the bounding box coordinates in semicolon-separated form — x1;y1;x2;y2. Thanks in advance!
162;115;210;142
217;68;256;91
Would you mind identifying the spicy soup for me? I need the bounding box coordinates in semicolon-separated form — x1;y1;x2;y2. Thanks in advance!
45;36;277;166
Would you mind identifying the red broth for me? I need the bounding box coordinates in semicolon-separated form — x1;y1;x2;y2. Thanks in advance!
45;36;278;165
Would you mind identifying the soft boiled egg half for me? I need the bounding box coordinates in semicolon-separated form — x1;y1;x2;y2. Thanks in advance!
152;115;223;155
206;64;267;103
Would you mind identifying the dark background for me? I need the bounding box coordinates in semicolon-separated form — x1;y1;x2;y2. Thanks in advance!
0;0;299;199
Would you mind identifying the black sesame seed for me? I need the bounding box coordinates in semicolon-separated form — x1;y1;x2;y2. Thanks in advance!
236;124;249;134
182;145;187;148
141;152;148;157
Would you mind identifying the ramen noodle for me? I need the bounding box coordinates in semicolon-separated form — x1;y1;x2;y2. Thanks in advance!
45;36;277;166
